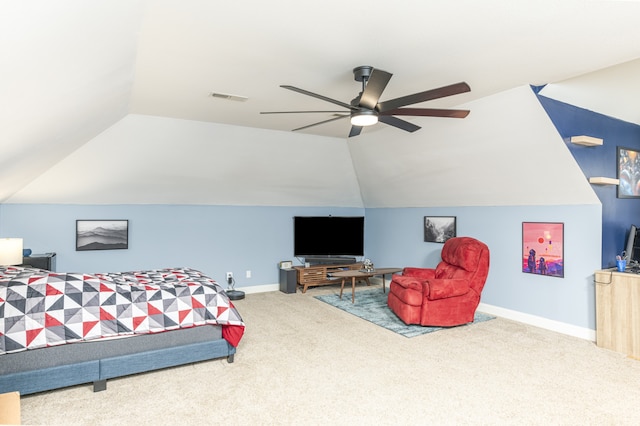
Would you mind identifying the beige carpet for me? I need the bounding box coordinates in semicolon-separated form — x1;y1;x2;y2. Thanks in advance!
20;284;640;425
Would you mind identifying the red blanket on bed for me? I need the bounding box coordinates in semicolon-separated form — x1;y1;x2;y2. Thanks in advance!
0;266;245;354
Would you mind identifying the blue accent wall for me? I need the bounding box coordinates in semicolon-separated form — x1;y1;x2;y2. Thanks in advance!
536;93;640;268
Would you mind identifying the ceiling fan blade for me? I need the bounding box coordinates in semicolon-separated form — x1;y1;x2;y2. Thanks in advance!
348;126;363;138
381;108;470;118
291;114;349;132
378;115;421;133
359;69;392;110
377;82;470;112
280;85;354;110
260;110;349;114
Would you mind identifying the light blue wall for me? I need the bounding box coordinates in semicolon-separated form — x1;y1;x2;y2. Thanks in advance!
1;202;602;330
364;204;602;329
0;204;364;286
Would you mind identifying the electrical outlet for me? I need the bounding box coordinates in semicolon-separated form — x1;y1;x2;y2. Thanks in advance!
226;272;233;283
246;270;251;278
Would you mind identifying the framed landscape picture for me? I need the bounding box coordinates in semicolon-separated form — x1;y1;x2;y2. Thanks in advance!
522;222;564;278
76;220;129;251
424;216;456;243
617;146;640;198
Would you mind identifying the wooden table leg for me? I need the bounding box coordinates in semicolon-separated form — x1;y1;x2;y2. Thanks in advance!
340;278;346;299
351;277;356;303
382;274;386;293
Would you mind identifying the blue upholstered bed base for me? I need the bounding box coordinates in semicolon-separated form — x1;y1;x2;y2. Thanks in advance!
0;327;236;395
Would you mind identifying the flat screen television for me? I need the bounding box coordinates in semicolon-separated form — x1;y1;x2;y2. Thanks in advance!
294;216;364;263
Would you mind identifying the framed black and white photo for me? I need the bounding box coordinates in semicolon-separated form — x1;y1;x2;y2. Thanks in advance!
424;216;456;243
76;220;129;251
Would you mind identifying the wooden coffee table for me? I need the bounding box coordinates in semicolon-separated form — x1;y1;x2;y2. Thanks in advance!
330;268;402;303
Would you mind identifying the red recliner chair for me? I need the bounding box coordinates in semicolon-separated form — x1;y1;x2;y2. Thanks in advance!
387;237;490;327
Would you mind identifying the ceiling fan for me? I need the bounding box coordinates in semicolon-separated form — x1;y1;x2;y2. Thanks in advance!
261;65;471;137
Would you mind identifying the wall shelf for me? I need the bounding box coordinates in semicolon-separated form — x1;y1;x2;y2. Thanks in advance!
589;177;619;185
571;135;603;146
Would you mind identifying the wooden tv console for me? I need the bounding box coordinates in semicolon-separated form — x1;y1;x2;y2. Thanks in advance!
294;263;362;293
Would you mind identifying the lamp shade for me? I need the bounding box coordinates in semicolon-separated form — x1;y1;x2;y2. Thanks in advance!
0;238;23;266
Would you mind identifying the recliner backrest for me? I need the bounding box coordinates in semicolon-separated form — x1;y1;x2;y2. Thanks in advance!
434;237;490;294
441;237;483;271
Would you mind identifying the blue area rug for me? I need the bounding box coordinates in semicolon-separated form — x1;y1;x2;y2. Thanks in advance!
315;289;495;338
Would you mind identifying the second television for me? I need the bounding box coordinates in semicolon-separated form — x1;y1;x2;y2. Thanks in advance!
294;216;364;264
623;224;640;268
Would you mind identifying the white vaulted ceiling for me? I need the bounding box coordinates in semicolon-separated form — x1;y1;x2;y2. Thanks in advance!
1;0;640;207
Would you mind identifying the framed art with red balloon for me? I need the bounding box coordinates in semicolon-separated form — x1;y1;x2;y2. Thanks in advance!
522;222;564;278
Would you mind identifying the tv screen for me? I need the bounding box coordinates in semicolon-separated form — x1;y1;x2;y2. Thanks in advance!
294;216;364;257
623;224;640;266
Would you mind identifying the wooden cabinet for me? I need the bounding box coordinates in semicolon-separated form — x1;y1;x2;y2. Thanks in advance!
294;263;362;293
594;269;640;358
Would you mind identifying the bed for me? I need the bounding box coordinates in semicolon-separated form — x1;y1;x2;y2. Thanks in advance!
0;266;245;395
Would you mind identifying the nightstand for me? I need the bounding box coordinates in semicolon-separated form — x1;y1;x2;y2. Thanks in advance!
22;252;57;271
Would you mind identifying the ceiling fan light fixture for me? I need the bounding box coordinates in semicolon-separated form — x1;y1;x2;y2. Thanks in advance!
265;67;470;137
350;110;378;127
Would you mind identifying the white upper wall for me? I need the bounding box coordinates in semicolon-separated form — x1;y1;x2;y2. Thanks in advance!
5;115;364;207
540;58;640;125
0;1;144;202
350;86;599;207
2;1;635;208
5;86;600;207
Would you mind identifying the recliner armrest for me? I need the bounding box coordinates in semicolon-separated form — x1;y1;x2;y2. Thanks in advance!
391;275;424;292
402;267;436;279
425;279;470;300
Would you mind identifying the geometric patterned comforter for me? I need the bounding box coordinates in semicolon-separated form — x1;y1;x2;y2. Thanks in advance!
0;266;245;355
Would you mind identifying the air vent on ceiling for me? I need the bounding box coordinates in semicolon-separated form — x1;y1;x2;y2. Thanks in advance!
209;92;248;102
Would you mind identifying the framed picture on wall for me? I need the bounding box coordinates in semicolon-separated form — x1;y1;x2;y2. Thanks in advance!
617;146;640;198
522;222;564;278
424;216;456;243
76;220;129;251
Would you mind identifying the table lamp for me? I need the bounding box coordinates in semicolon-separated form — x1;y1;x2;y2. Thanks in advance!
0;238;23;266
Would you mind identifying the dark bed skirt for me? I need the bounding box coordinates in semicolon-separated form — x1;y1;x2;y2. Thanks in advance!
0;325;235;395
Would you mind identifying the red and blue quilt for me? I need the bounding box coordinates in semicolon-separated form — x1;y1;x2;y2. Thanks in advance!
0;266;245;355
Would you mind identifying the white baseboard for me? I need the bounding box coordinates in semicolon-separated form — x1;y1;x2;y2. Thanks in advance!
478;302;596;342
233;283;280;294
236;283;596;342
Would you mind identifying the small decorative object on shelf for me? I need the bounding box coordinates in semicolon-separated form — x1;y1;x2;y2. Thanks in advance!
279;260;293;269
361;258;375;273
